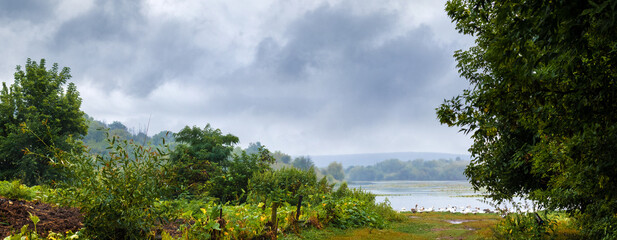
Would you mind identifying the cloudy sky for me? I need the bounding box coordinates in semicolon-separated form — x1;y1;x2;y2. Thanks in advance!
0;0;474;156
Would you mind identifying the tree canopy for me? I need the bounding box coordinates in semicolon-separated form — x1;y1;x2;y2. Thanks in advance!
0;59;87;186
437;0;617;238
172;124;239;166
346;158;468;181
168;124;239;198
292;156;314;171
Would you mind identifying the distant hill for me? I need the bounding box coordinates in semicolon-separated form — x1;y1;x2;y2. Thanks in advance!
308;152;471;168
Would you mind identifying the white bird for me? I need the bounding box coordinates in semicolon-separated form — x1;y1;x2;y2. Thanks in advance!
471;207;479;214
462;206;472;214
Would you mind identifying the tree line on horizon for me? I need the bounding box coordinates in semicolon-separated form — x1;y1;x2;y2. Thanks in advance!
345;158;468;181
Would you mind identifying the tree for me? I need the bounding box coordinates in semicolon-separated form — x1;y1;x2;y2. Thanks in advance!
292;155;314;171
208;146;274;204
326;161;345;181
150;130;174;146
108;121;127;131
172;124;239;166
245;141;263;155
168;124;239;197
271;150;291;164
437;1;617;238
0;59;86;185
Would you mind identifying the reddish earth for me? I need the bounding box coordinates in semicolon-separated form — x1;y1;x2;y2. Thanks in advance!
0;197;83;238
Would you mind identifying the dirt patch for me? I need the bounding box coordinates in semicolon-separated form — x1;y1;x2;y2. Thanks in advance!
0;197;83;238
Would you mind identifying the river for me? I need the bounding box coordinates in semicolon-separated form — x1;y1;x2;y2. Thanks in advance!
348;180;528;212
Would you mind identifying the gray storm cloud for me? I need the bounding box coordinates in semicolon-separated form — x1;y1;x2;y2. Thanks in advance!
0;0;473;155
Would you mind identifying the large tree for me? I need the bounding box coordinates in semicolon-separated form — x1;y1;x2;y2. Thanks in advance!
168;124;239;197
0;59;87;185
437;0;617;238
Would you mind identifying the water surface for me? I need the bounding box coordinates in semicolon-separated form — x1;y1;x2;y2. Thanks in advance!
348;180;515;212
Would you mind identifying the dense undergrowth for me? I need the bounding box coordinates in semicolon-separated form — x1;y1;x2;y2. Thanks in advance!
1;181;583;240
2;125;404;239
0;125;580;239
1;179;402;239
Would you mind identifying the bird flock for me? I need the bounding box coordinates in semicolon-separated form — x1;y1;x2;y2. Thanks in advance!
400;204;497;214
400;204;538;217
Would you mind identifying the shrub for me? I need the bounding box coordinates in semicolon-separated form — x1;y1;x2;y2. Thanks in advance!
576;202;617;240
493;212;557;240
53;134;171;239
0;180;36;200
179;206;224;239
320;196;387;229
247;166;332;206
207;147;274;204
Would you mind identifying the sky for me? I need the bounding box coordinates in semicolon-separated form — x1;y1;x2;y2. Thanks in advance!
0;0;475;156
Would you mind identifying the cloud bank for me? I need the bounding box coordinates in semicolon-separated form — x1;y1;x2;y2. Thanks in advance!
0;0;474;155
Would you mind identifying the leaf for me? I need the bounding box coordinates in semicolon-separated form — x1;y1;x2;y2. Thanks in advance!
29;212;40;226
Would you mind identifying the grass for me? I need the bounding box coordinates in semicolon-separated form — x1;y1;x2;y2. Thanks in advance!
282;212;502;240
290;211;583;240
393;212;501;239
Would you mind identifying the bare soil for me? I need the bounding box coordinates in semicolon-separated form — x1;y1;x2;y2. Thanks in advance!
0;197;83;238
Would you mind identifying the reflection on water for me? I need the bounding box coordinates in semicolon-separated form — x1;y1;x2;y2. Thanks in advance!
348;180;519;211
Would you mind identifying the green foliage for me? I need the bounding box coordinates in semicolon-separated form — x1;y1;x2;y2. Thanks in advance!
82;115;176;156
5;212;81;240
326;162;345;181
346;158;468;181
5;225;81;240
172;124;238;166
247;166;333;206
493;212;557;240
320;196;386;229
52;133;171;239
292;156;314;171
168;124;238;198
438;0;617;238
207;146;274;204
245;141;262;155
0;180;36;200
331;183;403;223
0;58;87;186
179;206;222;239
272;150;292;164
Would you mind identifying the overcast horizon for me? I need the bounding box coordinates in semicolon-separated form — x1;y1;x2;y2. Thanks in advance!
0;0;475;156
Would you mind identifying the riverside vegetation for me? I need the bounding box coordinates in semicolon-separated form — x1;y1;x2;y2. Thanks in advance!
1;178;582;239
3;0;613;234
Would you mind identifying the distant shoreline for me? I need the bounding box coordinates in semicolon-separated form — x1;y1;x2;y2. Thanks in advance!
307;151;471;168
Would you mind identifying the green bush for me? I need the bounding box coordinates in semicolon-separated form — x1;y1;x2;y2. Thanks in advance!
166;124;239;199
0;180;36;200
207;147;274;204
333;182;376;204
576;202;617;240
493;212;557;240
179;205;223;239
247;166;332;206
320;196;386;229
54;135;171;239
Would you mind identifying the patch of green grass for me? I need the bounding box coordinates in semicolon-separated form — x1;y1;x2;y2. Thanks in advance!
393;220;440;234
280;227;345;240
328;228;419;240
293;212;501;240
